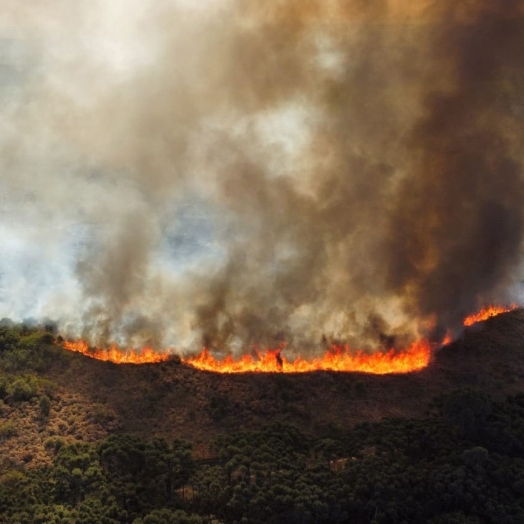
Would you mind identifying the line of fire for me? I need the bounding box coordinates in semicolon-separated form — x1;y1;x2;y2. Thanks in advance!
60;305;518;374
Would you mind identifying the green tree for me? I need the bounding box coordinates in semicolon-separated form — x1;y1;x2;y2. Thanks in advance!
39;395;51;417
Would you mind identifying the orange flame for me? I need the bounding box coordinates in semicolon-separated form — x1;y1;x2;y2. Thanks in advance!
183;341;431;374
60;304;519;373
463;304;517;326
180;304;519;374
62;340;169;364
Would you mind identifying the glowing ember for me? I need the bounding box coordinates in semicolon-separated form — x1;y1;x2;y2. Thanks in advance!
62;340;169;364
60;304;519;373
463;304;517;326
182;341;431;374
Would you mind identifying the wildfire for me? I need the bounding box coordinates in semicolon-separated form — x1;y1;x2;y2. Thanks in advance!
463;304;517;326
60;304;519;374
183;341;431;374
62;340;169;364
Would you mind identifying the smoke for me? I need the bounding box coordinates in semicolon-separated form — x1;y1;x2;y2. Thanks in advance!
0;0;523;353
385;1;524;337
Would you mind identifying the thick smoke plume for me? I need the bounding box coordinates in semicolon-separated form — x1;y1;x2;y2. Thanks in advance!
0;0;523;354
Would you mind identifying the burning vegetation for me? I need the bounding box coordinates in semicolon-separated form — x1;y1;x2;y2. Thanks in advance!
463;304;517;326
61;305;519;374
182;341;431;374
62;340;169;365
2;1;524;369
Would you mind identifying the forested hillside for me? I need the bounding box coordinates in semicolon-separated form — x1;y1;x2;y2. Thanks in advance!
1;313;524;523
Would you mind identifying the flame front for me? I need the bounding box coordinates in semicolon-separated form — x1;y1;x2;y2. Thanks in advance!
183;341;431;374
463;304;517;326
60;304;518;373
62;340;169;364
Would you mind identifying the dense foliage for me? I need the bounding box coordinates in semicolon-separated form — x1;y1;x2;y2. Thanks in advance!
1;392;523;523
0;323;524;523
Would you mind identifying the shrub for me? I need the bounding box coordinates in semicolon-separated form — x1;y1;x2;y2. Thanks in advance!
0;326;21;352
39;395;51;417
37;378;59;397
7;377;38;401
19;332;55;351
0;375;8;399
92;404;116;426
0;421;17;439
462;446;488;466
44;436;65;454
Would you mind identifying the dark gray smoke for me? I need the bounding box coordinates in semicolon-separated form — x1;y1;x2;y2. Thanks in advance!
0;1;523;353
385;1;524;338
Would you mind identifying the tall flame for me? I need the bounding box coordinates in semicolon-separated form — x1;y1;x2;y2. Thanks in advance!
60;304;518;373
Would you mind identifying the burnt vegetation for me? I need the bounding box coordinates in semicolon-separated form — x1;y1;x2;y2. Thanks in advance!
0;313;524;522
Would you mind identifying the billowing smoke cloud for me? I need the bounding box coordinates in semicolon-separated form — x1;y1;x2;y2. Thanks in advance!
385;1;524;338
0;0;523;353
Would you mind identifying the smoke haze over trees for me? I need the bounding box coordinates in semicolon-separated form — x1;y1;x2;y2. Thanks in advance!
1;0;524;353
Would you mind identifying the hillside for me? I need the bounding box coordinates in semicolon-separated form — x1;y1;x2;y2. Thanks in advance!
1;309;524;468
49;309;524;443
1;311;524;523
